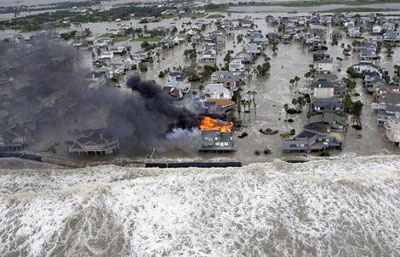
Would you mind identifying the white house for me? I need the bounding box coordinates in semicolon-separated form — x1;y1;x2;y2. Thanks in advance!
348;27;362;38
314;58;333;74
385;114;400;146
382;22;395;32
352;61;380;74
98;51;114;60
372;25;382;34
244;43;262;55
167;71;191;94
229;59;245;72
200;48;217;62
204;84;232;99
310;81;335;99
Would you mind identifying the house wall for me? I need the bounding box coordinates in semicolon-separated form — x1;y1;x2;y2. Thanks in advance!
385;118;400;144
316;62;333;72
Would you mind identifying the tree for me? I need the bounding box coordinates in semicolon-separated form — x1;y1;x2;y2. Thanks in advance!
343;78;356;91
170;26;177;35
344;94;353;113
156;51;160;62
201;65;218;80
283;103;289;119
294;76;300;86
224;51;232;70
289;78;295;87
304;71;311;81
353;100;364;117
292;98;298;110
297;96;306;111
241;99;247;114
385;42;394;58
141;40;150;49
237;34;243;43
251;91;257;115
235;93;242;119
271;40;278;55
256;62;270;77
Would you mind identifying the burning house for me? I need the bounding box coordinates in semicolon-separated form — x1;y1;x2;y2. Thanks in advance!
198;117;234;153
65;129;120;155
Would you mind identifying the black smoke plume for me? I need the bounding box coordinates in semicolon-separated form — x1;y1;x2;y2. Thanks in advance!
0;33;202;154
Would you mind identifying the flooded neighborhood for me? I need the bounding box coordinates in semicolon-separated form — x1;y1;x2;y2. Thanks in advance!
1;0;400;167
3;1;400;257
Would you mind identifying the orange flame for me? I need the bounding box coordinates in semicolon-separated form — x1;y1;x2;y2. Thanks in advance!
199;117;233;132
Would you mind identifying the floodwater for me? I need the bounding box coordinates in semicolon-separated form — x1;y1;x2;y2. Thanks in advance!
2;12;400;164
230;3;400;13
2;11;400;257
1;155;400;256
72;12;400;164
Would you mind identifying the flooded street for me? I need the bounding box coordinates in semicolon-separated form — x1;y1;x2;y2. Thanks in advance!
67;12;400;164
2;5;400;257
2;11;400;164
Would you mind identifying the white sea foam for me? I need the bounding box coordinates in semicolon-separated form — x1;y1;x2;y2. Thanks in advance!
0;155;400;256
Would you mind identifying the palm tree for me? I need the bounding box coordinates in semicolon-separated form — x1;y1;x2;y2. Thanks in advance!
304;71;311;81
156;51;160;62
292;98;298;111
294;76;300;87
297;97;306;111
283;103;289;120
236;94;242;119
289;78;295;87
251;91;257;115
241;99;247;115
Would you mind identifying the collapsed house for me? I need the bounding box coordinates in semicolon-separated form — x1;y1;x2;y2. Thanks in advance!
0;126;27;152
65;129;120;155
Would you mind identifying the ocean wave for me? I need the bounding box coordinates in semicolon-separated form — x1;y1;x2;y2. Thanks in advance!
0;155;400;256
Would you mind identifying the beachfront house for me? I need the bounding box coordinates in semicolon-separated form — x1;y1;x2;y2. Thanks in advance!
282;112;346;153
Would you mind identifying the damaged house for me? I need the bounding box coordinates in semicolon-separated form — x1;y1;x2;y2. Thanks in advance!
0;126;27;152
282;112;347;153
66;129;120;155
198;117;234;153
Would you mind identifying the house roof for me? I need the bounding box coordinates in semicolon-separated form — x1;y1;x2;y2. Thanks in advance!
206;98;235;107
310;80;333;89
296;130;317;139
312;97;342;108
379;92;400;105
211;71;239;80
309;112;346;126
315;58;333;64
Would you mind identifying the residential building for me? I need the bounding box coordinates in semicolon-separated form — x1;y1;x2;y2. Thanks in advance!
310;81;335;99
199;130;234;152
204;84;232;99
211;71;241;91
310;97;343;113
352;61;380;74
65;129;120;155
0;126;27;152
314;58;333;74
204;99;236;114
282;112;346;153
167;71;191;94
229;59;245;73
384;114;400;146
